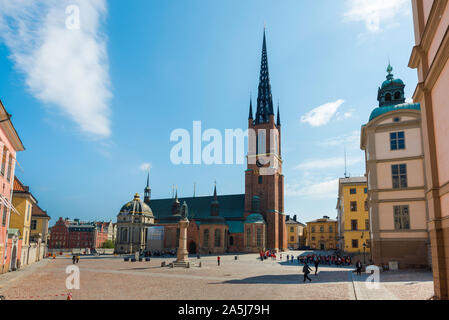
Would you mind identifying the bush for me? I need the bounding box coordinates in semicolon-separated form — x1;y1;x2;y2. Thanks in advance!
101;240;115;249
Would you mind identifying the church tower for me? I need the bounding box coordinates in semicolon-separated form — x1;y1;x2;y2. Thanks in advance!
245;29;286;252
144;172;151;205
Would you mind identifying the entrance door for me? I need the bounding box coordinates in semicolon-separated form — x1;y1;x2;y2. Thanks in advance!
320;243;325;251
188;241;197;254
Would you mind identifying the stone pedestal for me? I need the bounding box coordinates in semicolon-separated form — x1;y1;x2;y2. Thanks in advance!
176;218;189;264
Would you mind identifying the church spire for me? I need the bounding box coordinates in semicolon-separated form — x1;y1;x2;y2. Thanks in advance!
248;96;253;120
211;181;219;216
144;171;151;204
255;28;274;125
276;102;281;126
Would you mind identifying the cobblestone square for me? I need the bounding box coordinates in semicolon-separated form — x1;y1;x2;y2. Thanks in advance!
0;251;434;300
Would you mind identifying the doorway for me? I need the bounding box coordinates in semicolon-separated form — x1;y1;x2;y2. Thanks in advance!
188;241;197;254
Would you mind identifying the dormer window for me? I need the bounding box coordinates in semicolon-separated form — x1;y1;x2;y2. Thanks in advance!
394;91;401;100
385;93;392;102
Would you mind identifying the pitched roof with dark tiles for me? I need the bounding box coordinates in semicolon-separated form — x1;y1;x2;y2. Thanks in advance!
32;203;50;219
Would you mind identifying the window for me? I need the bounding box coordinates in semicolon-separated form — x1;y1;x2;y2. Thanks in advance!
351;220;358;231
350;188;356;194
6;155;12;181
394;91;401;100
350;201;357;212
245;228;251;248
365;200;369;211
311;236;315;241
290;236;294;242
290;227;294;232
203;229;209;247
352;239;359;248
392;164;407;188
120;228;128;242
394;205;410;230
256;228;263;247
385;93;392;102
329;226;333;233
258;176;263;184
311;227;315;233
320;226;324;233
390;132;405;150
31;220;37;230
0;146;6;176
1;205;5;226
365;219;370;230
214;229;221;247
394;117;401;123
364;188;368;194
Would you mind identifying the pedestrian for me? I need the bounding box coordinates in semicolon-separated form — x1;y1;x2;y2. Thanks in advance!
67;292;73;300
72;255;76;264
76;255;80;263
314;257;320;275
287;254;290;261
280;253;282;261
303;263;312;282
356;260;362;276
297;255;300;264
217;256;220;266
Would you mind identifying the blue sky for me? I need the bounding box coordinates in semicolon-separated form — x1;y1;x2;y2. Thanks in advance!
0;0;416;225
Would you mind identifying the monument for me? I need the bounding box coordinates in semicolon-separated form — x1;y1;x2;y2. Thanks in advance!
172;201;190;268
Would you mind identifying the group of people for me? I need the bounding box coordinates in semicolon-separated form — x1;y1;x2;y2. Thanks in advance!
259;250;277;261
71;255;80;264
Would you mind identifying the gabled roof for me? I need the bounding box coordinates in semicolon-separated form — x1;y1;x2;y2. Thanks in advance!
0;99;25;152
32;203;50;219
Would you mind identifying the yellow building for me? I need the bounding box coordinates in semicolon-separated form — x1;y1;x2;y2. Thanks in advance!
30;203;51;245
336;177;370;254
306;216;338;250
11;177;37;266
286;215;305;249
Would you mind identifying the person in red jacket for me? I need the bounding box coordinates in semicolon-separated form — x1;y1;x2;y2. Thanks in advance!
217;256;221;266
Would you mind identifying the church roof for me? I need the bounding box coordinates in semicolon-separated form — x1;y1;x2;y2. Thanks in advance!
245;213;266;224
119;193;154;216
150;194;245;224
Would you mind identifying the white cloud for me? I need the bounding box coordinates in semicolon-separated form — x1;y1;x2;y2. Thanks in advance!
301;99;345;127
344;0;409;33
295;156;362;171
319;130;361;147
0;0;112;139
140;163;152;172
285;179;339;199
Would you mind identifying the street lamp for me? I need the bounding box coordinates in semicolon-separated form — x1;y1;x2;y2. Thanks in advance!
363;242;366;265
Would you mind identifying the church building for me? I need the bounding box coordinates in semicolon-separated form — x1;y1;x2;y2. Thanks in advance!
116;30;287;254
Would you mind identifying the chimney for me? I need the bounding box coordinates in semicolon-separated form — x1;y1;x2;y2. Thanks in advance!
286;215;290;221
293;215;297;222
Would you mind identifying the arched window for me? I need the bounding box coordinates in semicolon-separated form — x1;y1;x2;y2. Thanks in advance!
394;91;401;100
214;229;221;247
246;227;251;248
203;229;209;248
385;93;392;102
229;236;234;246
256;228;263;247
121;228;128;242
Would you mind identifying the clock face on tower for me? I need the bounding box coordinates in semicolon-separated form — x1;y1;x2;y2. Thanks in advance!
256;159;263;168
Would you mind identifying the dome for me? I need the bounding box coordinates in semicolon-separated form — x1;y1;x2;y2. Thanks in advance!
381;78;404;89
119;193;153;216
369;102;420;122
245;213;266;224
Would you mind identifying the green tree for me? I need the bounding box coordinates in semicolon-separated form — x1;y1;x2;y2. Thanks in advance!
101;240;115;249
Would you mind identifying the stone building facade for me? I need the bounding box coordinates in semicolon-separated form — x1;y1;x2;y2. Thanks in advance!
306;216;338;250
361;66;429;268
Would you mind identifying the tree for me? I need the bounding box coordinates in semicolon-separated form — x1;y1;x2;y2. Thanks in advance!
101;240;115;249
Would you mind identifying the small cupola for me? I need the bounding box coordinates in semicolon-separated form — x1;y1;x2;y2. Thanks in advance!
377;64;406;107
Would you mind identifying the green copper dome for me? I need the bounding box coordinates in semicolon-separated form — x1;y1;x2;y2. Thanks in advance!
369;102;420;122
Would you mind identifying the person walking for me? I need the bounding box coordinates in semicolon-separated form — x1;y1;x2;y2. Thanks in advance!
303;263;312;282
314;257;320;275
356;260;363;276
76;255;80;263
217;256;221;266
72;255;76;264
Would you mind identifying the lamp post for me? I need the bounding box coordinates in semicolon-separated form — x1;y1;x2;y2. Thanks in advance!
363;242;366;265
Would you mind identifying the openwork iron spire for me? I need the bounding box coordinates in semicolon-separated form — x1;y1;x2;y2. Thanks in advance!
255;29;274;124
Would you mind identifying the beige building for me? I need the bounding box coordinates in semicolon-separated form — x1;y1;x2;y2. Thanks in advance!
115;193;155;254
286;215;305;249
361;66;429;268
409;0;449;299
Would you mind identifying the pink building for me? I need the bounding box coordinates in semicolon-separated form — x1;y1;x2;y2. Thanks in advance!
409;0;449;300
0;99;25;273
